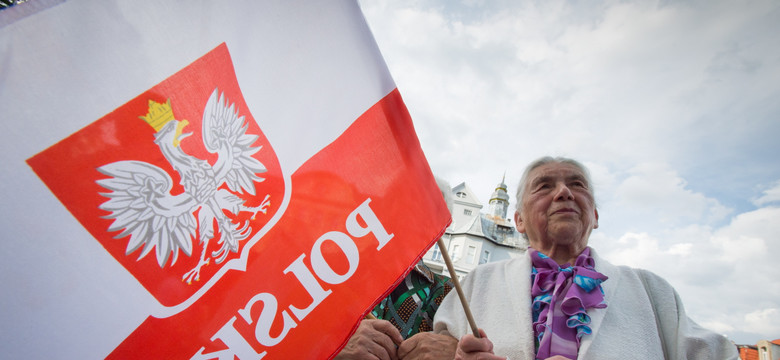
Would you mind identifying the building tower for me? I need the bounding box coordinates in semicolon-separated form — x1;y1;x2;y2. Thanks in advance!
423;176;526;280
487;174;510;220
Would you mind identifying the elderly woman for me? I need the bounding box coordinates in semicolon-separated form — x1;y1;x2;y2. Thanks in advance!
433;156;737;360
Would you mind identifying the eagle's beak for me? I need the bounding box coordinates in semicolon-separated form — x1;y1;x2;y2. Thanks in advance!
173;119;192;147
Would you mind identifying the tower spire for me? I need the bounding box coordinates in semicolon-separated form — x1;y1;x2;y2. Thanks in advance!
488;173;510;219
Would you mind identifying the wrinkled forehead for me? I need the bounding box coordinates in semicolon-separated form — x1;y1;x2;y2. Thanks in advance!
526;162;590;190
523;163;593;198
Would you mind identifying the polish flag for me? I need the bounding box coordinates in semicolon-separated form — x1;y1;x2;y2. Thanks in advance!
1;1;449;359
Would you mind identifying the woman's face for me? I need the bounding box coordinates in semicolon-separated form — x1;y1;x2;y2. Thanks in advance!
515;162;599;253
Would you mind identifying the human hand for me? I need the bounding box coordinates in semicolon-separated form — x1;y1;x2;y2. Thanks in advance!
334;319;404;360
397;332;458;360
455;329;506;360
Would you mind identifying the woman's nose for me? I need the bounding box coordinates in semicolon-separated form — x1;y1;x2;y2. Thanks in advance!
554;184;574;200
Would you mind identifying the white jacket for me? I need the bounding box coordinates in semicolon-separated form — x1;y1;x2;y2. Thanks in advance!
433;249;738;359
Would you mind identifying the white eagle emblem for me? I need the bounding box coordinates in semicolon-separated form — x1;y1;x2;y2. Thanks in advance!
96;88;270;284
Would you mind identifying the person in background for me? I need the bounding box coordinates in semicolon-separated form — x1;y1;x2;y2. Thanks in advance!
335;178;458;360
433;156;738;360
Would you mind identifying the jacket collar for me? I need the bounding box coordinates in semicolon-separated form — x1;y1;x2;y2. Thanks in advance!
577;248;620;357
512;247;620;358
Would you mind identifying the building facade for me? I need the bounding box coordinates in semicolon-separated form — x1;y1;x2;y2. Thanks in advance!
423;178;527;280
738;339;780;360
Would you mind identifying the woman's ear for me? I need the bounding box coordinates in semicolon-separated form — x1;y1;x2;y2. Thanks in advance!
514;211;525;233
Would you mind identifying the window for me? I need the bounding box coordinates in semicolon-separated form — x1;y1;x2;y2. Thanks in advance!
759;346;769;360
480;250;491;264
431;245;442;262
466;245;476;264
456;191;466;198
464;209;472;216
450;244;461;261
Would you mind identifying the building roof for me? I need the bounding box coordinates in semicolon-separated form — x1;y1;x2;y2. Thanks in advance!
448;212;525;248
451;182;482;208
736;339;780;360
451;213;483;235
737;345;758;360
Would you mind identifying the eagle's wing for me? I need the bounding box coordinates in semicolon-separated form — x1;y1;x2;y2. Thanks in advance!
202;88;267;195
97;160;198;268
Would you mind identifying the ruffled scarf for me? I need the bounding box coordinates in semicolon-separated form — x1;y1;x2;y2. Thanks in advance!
530;247;608;359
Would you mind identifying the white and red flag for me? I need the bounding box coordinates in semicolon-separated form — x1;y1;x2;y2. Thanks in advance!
1;1;449;358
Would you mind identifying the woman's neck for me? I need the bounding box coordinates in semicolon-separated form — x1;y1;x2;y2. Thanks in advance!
530;242;586;265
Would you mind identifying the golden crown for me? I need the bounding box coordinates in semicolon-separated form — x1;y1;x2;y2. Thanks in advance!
139;99;175;132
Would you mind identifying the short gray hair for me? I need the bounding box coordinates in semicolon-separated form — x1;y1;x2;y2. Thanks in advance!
514;156;595;212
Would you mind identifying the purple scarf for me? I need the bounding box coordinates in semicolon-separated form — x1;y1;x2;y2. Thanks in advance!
530;247;608;359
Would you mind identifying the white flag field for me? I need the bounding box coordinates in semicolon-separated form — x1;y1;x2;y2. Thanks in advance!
0;1;450;358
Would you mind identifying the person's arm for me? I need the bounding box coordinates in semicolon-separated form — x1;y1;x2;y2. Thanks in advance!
335;319;404;360
639;269;738;360
397;331;458;360
673;295;740;359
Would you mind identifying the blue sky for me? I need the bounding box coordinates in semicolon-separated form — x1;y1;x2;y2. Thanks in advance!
359;0;780;345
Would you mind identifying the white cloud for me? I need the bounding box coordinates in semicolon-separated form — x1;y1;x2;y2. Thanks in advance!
595;205;780;343
595;162;733;236
668;243;693;256
753;180;780;206
744;309;780;335
700;320;735;334
713;234;767;263
715;207;780;254
359;0;780;345
360;0;780;193
624;163;732;224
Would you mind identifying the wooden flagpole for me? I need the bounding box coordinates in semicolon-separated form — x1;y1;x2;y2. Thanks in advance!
364;239;480;338
436;238;481;338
